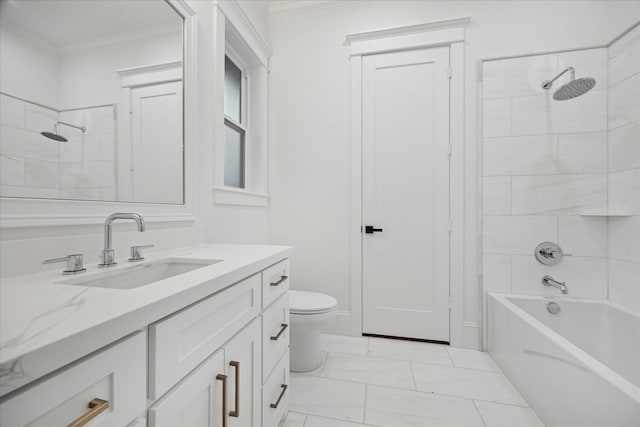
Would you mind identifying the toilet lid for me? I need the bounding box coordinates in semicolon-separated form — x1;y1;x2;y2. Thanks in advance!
290;290;337;314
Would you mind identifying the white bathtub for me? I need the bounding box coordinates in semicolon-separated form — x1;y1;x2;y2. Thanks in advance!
488;293;640;427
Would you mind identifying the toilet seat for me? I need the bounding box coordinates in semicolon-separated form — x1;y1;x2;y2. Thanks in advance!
289;290;337;315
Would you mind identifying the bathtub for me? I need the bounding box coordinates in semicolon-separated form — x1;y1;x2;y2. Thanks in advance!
487;293;640;427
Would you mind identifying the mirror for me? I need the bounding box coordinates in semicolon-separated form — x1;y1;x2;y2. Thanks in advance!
0;0;184;204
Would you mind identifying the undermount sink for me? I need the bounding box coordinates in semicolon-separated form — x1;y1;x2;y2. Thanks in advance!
60;258;221;290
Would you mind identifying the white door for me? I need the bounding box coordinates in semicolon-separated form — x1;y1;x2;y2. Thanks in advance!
362;47;451;342
130;81;183;204
225;319;262;427
149;349;226;427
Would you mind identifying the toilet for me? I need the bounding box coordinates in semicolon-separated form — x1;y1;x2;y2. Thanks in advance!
289;290;338;372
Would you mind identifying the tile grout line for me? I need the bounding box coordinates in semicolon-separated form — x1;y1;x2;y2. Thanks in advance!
362;383;369;425
472;400;488;427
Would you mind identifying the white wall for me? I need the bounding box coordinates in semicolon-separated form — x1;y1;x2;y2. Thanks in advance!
608;1;640;40
267;0;617;346
0;0;271;278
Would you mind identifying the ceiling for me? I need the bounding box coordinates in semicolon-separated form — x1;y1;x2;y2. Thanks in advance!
0;0;182;49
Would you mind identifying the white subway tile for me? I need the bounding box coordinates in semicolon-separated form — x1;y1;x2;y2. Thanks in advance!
559;216;607;257
483;54;557;99
25;160;58;189
0;155;24;186
609;74;640;130
100;133;115;160
483;177;511;214
483;215;557;255
511;255;607;299
25;104;58;134
59;188;100;200
558;132;607;174
84;161;115;187
0;185;58;199
0;125;59;162
483;135;557;176
82;135;100;162
609;216;640;263
512;91;607;135
608;258;640;312
59;137;83;163
99;187;117;201
0;94;25;128
512;174;607;215
559;48;608;90
608;121;640;172
483;98;511;137
59;163;83;189
608;25;640;88
609;169;640;215
482;254;512;294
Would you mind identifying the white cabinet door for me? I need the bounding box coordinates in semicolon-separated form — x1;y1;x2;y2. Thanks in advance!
224;318;262;427
0;332;146;427
149;349;226;427
362;47;451;342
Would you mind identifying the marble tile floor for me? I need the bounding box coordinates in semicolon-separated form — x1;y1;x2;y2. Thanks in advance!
280;334;545;427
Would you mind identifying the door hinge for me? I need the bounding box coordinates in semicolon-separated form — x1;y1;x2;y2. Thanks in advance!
448;221;452;233
448;66;452;79
448;297;452;309
447;143;452;157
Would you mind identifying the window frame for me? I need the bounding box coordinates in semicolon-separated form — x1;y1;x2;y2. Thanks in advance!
223;50;248;189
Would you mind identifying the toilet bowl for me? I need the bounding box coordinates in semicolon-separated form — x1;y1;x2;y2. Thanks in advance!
289;290;337;372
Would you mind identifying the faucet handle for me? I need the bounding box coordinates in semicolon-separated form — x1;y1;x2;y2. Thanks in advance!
128;244;154;262
43;254;87;275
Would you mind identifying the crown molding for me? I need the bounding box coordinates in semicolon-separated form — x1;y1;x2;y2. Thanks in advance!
345;17;471;46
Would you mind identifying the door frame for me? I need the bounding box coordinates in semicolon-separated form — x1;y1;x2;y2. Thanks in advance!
345;18;469;348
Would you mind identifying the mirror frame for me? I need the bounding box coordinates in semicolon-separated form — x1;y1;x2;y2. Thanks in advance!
0;0;196;228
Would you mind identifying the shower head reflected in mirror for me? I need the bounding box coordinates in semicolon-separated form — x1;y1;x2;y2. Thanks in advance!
41;121;86;142
542;67;596;101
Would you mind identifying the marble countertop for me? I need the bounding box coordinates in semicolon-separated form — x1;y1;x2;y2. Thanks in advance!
0;243;293;397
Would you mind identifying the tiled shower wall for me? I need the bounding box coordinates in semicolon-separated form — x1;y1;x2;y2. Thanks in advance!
481;48;610;301
607;24;640;312
0;93;116;201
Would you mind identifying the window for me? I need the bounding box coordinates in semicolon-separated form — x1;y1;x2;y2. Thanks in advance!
224;55;246;188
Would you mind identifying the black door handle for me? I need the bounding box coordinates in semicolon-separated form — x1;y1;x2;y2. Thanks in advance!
365;225;383;234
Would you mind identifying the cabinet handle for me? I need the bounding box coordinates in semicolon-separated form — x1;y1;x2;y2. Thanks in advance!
229;361;240;418
67;398;109;427
270;323;289;341
216;374;228;427
269;384;288;409
270;275;288;287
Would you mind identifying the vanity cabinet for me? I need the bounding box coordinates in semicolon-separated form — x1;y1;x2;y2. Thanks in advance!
0;331;147;427
0;255;291;427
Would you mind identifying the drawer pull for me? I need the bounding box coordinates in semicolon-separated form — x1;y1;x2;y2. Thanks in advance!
269;384;288;409
270;323;289;341
270;275;288;287
67;398;109;427
216;374;228;427
229;361;240;418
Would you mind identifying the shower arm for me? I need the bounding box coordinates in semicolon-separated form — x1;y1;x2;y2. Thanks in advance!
55;121;86;134
542;67;575;89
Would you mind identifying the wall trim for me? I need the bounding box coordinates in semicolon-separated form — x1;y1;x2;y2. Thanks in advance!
212;187;269;207
348;19;468;348
344;17;470;57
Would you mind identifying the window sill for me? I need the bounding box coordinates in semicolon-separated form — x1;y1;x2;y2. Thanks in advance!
212;187;269;207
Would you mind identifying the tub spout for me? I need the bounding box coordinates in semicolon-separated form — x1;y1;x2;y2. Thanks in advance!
542;275;568;294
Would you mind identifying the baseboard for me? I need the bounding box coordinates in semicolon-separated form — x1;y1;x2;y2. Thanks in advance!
463;322;481;350
321;310;352;336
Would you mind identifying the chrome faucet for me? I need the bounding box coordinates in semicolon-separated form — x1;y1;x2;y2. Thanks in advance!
542;275;568;295
99;213;145;267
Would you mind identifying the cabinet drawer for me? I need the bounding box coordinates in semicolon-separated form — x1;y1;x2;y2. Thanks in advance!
150;274;261;400
262;293;289;381
262;350;290;427
0;331;146;427
262;259;289;309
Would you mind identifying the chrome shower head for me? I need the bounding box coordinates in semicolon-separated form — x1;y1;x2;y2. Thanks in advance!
552;77;596;101
542;67;596;101
40;131;68;142
40;121;86;142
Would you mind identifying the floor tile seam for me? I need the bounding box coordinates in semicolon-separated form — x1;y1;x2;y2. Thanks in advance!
410;358;503;374
444;346;457;365
317;372;418;392
364;382;531;408
471;399;489;427
307;413;375;427
318;350;331;376
365;351;455;367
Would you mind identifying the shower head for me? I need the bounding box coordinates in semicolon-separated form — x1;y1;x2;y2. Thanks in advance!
40;121;86;142
40;131;68;142
542;67;596;101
